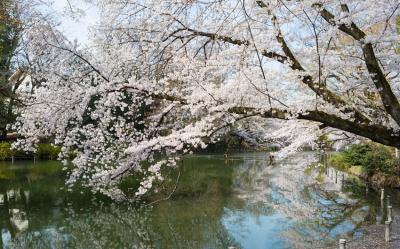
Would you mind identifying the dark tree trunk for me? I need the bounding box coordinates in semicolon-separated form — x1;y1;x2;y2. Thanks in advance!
0;127;7;141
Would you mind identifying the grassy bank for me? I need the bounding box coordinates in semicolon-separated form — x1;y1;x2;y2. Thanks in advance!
329;143;400;188
0;142;61;161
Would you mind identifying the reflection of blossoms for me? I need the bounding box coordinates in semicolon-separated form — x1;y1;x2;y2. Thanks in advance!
62;205;154;249
230;153;371;248
7;204;154;249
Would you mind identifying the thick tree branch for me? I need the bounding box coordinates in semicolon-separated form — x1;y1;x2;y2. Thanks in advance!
255;0;370;124
182;27;289;63
175;26;369;123
315;3;400;126
46;43;110;82
121;86;400;148
228;106;400;148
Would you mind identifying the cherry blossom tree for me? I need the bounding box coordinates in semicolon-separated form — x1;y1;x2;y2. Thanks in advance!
14;0;400;200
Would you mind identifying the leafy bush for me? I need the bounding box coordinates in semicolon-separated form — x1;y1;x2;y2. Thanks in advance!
0;142;14;160
342;143;372;166
35;144;61;159
329;143;397;176
328;153;351;171
387;157;400;175
361;144;393;174
0;142;61;160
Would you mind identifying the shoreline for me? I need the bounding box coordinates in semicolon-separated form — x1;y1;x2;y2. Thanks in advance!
327;217;400;249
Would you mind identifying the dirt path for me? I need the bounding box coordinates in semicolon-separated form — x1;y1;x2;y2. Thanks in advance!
329;216;400;249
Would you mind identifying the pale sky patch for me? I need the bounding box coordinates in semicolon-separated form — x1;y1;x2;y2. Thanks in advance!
44;0;99;45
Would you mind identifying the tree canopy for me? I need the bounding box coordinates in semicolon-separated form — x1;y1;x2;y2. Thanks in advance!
12;0;400;200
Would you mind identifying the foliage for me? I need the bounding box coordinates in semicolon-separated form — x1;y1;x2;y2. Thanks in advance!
0;0;22;139
0;0;19;73
35;143;61;159
360;144;393;174
316;135;333;150
12;0;400;200
0;142;61;161
343;144;373;167
328;153;351;172
0;141;14;160
329;143;398;176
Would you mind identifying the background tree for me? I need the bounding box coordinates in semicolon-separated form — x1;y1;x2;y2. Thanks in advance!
0;0;59;141
0;0;27;141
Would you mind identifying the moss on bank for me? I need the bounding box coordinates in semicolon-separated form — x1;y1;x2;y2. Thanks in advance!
328;143;400;188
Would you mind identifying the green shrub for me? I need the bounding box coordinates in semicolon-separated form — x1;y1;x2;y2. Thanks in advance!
0;142;14;160
328;153;351;171
35;144;61;159
342;143;372;166
386;157;400;175
361;144;393;174
330;143;397;176
0;142;61;161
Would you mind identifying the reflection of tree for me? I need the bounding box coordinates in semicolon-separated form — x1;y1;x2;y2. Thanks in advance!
149;155;242;249
283;185;373;248
0;154;389;249
229;152;376;248
156;156;235;198
0;157;241;249
151;198;241;249
0;187;31;242
61;205;154;249
0;161;72;248
0;204;152;249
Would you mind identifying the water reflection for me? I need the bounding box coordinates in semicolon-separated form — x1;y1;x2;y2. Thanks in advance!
0;153;398;249
218;153;371;248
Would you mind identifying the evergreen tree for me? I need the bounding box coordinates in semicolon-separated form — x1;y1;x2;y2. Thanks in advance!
0;0;22;140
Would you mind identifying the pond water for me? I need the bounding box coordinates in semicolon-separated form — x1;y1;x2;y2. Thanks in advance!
0;152;398;249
